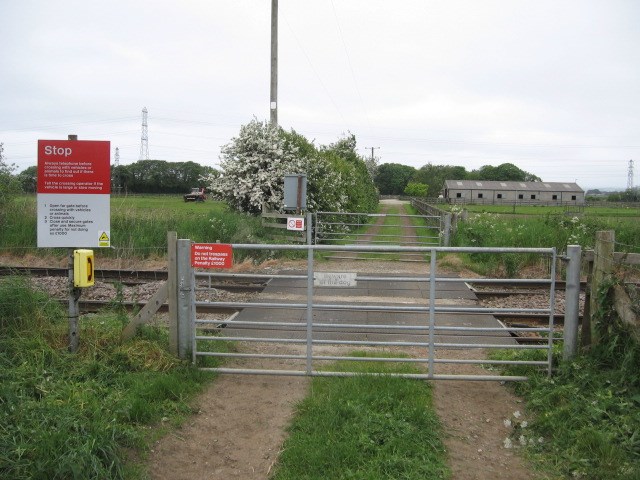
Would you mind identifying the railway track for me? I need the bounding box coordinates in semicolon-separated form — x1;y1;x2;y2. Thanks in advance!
1;265;583;290
8;266;576;343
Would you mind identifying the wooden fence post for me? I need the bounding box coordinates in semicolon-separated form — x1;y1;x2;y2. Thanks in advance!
167;231;178;355
589;230;615;344
176;239;194;360
581;253;594;348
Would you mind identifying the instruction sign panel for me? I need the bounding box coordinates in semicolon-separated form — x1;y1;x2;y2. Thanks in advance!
191;243;233;269
314;272;357;287
286;217;305;231
37;140;111;248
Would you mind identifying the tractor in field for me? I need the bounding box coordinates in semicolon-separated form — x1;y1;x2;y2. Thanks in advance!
183;187;207;202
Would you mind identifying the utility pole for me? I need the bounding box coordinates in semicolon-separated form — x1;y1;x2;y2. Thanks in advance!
364;147;380;180
270;0;278;126
366;146;380;162
628;159;634;190
113;147;121;194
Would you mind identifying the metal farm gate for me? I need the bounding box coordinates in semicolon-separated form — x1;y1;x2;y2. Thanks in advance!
314;211;447;251
173;239;572;382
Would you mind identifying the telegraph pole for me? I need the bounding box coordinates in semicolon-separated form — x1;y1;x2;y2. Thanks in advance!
366;146;379;162
270;0;278;126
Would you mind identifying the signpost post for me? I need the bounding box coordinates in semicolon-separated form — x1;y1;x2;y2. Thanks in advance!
37;136;111;352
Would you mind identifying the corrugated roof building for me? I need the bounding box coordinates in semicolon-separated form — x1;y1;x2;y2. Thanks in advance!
443;180;585;205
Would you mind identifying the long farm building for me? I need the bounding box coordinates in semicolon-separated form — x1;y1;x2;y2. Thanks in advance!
443;180;585;205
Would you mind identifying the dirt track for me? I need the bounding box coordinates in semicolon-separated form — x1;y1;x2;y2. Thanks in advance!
146;200;540;479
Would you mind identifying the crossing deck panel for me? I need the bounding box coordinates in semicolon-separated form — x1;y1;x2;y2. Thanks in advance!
213;271;514;346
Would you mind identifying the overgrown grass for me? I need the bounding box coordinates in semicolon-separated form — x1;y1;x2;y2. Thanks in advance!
450;212;640;276
0;276;217;479
443;204;640;218
0;194;272;260
270;353;450;480
489;289;640;479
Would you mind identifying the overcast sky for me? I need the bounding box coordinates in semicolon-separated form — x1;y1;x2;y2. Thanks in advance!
1;0;638;189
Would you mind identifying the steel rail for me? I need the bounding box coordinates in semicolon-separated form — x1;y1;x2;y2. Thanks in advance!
1;266;587;291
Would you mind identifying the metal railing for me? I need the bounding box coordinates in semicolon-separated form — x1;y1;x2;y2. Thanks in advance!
180;239;562;381
313;211;444;261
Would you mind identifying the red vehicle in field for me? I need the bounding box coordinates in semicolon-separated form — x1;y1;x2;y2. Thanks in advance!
183;187;207;202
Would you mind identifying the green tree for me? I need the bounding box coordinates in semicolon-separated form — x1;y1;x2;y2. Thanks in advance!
16;165;37;193
0;143;20;229
404;182;428;197
320;134;378;213
207;121;378;214
412;164;468;198
113;160;213;194
375;163;416;195
470;163;541;182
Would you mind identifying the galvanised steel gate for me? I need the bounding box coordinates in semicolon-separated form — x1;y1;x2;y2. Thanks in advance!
314;211;445;250
180;241;566;381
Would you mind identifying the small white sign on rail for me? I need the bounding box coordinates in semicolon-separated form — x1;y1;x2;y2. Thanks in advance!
314;272;357;287
286;217;305;231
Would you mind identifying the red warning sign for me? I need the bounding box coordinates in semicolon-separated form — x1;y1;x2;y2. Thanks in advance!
191;243;233;269
37;140;111;194
286;217;305;231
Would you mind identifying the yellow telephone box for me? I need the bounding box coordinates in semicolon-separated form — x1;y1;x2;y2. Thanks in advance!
73;249;94;287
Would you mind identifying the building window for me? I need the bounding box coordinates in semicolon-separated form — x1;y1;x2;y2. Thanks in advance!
531;195;536;200
456;192;462;198
497;193;503;199
552;195;558;200
478;193;483;199
571;195;577;200
518;194;524;199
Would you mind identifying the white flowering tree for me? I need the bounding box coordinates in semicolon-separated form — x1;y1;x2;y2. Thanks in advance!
207;119;350;214
205;119;303;213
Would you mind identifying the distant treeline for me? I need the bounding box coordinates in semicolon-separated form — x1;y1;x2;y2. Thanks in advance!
14;160;214;195
111;160;214;194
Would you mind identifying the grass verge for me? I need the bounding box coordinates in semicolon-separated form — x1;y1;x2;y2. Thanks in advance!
270;353;450;480
489;335;640;479
0;276;218;479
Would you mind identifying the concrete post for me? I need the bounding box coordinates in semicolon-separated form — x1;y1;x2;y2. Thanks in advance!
176;239;194;359
563;245;581;360
443;213;452;247
67;248;81;353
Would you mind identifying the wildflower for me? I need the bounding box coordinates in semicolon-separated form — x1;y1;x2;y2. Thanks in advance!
513;410;522;418
519;435;527;446
520;421;528;428
503;419;512;428
538;437;544;443
503;438;513;449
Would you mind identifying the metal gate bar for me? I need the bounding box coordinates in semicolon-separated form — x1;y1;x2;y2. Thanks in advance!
187;240;559;381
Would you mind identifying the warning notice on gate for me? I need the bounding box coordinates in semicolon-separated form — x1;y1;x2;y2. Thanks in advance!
286;217;305;231
37;139;111;248
191;243;233;269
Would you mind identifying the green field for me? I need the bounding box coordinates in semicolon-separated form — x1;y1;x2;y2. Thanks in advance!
1;195;268;259
444;203;640;218
3;195;639;268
